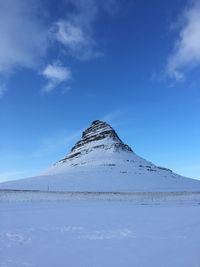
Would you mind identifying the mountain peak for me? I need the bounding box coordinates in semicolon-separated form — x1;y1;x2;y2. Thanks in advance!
81;120;121;144
58;120;133;164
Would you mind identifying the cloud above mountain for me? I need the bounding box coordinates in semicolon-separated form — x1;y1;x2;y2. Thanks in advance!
166;0;200;80
0;0;120;96
42;63;72;93
0;0;48;73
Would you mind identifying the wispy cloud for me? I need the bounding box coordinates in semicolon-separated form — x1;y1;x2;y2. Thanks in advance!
51;0;119;60
101;110;127;124
0;0;121;96
52;20;98;60
0;171;26;182
41;63;72;93
32;130;81;158
0;0;48;74
0;83;7;97
166;0;200;80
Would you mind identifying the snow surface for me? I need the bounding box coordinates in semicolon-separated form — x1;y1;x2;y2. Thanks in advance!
1;190;200;203
0;194;200;267
1;148;200;192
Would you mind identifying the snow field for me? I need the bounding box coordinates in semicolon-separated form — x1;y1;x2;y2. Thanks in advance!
0;198;200;267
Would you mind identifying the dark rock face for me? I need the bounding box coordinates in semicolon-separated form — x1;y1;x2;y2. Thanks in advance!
58;120;133;163
71;120;133;153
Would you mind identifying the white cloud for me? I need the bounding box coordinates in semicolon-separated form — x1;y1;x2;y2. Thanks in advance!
0;0;120;95
0;0;48;73
55;21;86;47
42;63;72;93
167;1;200;80
53;20;97;60
52;0;119;60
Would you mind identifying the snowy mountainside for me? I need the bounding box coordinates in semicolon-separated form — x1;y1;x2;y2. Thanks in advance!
0;120;200;192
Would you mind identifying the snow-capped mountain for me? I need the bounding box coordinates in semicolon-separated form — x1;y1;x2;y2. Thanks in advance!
1;120;200;192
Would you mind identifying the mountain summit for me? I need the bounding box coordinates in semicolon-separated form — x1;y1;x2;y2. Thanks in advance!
1;120;200;192
56;120;132;165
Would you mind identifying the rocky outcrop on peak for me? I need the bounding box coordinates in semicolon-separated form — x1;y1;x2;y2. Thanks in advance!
58;120;133;164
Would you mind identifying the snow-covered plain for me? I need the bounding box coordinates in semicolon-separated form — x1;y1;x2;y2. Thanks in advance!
0;192;200;267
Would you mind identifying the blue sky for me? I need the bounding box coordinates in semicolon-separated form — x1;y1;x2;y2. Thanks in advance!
0;0;200;181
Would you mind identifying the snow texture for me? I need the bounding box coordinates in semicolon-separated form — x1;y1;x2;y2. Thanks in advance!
0;195;200;267
1;190;200;203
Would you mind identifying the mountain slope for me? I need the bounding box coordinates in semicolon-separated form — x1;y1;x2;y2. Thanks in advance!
0;120;200;192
